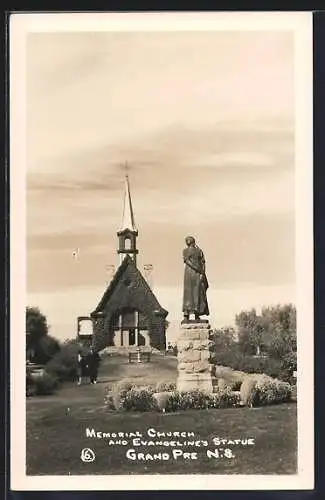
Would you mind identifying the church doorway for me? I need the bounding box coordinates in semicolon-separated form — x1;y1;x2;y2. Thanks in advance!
111;308;150;348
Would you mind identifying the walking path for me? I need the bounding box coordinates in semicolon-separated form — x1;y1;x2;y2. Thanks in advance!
27;354;177;409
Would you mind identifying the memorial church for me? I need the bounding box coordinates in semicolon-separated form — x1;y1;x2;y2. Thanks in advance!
77;175;168;352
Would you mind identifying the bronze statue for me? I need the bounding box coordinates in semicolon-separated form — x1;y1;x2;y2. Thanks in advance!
182;236;209;321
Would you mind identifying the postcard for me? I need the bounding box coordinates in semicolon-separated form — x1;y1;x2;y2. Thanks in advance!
10;12;314;491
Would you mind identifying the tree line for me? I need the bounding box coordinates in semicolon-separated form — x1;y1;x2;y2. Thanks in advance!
26;303;297;383
26;306;60;364
210;304;297;383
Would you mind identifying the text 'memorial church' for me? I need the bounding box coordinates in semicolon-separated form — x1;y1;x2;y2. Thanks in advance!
77;174;168;351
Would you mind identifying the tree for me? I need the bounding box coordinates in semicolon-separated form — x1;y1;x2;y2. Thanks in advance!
261;304;296;358
33;335;61;364
210;326;238;366
211;326;236;351
209;304;297;382
236;304;297;359
46;339;85;382
236;309;267;356
280;350;297;383
26;307;50;362
26;307;48;340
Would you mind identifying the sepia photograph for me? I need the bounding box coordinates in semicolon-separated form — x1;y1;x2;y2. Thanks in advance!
10;12;314;491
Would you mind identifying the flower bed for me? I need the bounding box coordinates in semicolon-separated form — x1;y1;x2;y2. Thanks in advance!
105;382;240;413
104;372;292;413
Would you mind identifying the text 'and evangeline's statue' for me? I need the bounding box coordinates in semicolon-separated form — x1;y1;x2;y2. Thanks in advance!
182;236;209;322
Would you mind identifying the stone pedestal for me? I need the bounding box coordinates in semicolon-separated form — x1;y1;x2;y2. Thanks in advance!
176;321;216;393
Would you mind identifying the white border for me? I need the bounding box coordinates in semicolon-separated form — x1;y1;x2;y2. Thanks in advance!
10;12;314;491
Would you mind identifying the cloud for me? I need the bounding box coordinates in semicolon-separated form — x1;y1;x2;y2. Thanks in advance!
25;30;296;340
191;152;274;168
28;211;295;298
27;120;294;190
27;31;294;175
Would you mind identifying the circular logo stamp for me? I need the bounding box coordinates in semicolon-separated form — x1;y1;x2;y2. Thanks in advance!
80;448;96;463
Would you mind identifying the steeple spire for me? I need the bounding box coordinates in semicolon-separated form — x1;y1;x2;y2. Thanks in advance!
119;174;137;233
117;169;139;266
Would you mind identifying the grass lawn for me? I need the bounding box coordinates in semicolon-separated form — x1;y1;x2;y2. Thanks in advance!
26;354;297;475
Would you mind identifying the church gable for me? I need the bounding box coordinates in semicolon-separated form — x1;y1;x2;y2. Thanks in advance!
91;255;167;318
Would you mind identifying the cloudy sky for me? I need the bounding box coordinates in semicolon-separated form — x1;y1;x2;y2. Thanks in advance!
26;30;295;341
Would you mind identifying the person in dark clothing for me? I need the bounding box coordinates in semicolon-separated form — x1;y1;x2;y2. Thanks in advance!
87;347;100;384
77;349;88;386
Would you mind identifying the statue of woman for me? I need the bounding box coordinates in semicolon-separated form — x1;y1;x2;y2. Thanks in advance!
182;236;209;321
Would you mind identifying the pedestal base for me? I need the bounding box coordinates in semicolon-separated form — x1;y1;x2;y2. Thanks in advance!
176;321;216;393
177;373;214;393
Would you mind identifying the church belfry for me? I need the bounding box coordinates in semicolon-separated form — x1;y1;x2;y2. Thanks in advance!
117;175;138;266
84;168;168;352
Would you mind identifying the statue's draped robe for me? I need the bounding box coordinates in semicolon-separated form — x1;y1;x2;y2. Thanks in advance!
182;245;209;316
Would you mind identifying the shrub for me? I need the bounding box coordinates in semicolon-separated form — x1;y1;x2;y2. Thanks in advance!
105;384;241;413
123;387;158;412
238;356;265;374
257;357;283;379
155;381;177;392
46;339;86;382
213;348;286;381
165;391;186;412
165;389;239;412
46;356;76;382
236;356;282;379
209;388;241;409
240;374;292;407
109;382;160;411
33;371;59;395
181;389;211;410
211;345;244;371
33;335;61;365
255;376;291;405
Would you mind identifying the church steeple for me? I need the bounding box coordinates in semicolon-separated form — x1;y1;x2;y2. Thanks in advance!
117;174;138;266
119;174;137;233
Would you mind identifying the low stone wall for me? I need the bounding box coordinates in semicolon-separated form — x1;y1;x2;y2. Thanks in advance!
176;322;216;393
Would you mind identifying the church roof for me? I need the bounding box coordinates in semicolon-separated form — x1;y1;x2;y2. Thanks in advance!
91;254;168;317
118;175;137;234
